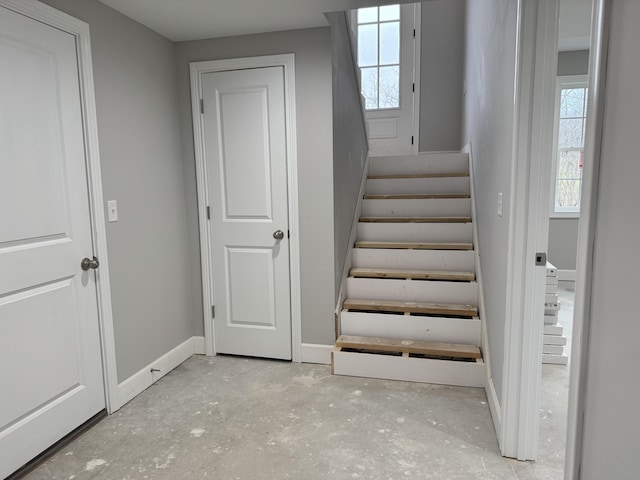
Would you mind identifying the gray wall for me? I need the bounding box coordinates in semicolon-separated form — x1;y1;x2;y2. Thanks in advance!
419;0;466;152
462;0;518;400
547;50;589;271
40;0;196;382
327;12;369;299
174;28;336;346
579;2;640;476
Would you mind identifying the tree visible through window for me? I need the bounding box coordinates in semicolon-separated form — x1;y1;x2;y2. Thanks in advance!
357;5;400;110
553;79;588;214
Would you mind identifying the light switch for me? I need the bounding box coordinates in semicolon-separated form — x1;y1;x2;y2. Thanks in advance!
107;200;118;222
497;193;503;217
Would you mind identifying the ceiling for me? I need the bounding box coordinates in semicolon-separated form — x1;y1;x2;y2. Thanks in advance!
98;0;593;50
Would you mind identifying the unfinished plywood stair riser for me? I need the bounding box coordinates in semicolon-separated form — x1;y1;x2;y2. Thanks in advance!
333;152;485;387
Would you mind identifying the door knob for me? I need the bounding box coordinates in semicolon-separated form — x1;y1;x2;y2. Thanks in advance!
81;256;100;271
273;230;284;240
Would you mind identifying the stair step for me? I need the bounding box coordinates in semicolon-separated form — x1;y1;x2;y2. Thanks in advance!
340;311;481;345
343;298;478;317
362;198;471;217
355;241;473;250
368;152;469;177
364;193;470;199
368;172;468;180
336;335;481;360
349;267;475;281
346;278;477;305
352;248;475;271
366;177;470;196
359;216;472;223
358;222;473;243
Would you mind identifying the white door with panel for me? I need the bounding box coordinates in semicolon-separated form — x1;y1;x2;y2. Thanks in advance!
0;5;105;477
201;67;292;360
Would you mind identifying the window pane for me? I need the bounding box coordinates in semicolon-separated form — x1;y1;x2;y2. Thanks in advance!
358;24;378;67
361;67;378;110
379;65;399;108
560;88;586;117
358;7;378;24
556;179;581;208
379;4;400;21
558;118;584;148
558;150;582;179
379;21;400;65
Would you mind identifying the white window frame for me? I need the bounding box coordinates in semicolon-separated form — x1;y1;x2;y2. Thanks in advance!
550;74;588;218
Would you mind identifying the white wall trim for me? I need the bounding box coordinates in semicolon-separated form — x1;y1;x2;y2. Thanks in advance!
301;344;334;365
463;143;502;442
501;0;558;461
565;1;609;478
558;269;577;281
189;54;302;362
115;336;202;409
0;0;119;415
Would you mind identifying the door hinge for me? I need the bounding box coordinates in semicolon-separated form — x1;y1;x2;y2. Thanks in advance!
200;99;204;114
206;206;210;220
211;305;215;318
411;136;414;145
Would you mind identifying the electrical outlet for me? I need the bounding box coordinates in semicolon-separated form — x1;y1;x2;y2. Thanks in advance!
497;193;503;217
107;200;118;222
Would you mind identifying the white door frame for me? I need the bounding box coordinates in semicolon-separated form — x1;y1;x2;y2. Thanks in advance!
501;0;559;460
0;0;118;412
190;54;302;362
565;1;610;477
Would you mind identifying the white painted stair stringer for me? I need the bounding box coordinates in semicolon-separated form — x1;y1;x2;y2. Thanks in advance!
351;248;475;272
357;222;473;243
340;311;481;345
346;277;478;305
361;198;471;217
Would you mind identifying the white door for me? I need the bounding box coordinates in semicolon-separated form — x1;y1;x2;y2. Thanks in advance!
356;3;419;156
201;66;292;360
0;6;105;477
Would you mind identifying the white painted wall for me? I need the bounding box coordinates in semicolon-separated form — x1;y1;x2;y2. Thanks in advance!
40;0;195;383
419;0;466;152
175;28;336;345
578;2;640;476
462;0;519;400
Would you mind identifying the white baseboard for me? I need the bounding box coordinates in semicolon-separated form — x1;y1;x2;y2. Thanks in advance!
113;336;202;411
558;269;577;281
486;374;502;444
301;343;333;365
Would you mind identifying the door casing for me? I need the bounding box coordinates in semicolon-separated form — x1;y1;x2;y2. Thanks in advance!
190;54;302;361
0;0;117;411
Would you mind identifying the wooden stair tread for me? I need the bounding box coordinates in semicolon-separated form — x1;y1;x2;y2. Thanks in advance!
355;241;473;250
349;267;475;281
360;216;472;223
368;172;469;180
336;335;481;359
364;193;470;200
343;298;478;317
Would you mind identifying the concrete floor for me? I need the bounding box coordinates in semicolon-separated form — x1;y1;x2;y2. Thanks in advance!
24;285;575;480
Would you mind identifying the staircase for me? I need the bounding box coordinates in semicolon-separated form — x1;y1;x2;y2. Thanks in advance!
332;152;485;388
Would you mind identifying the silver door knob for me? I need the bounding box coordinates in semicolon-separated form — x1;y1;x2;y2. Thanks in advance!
273;230;284;240
81;256;100;271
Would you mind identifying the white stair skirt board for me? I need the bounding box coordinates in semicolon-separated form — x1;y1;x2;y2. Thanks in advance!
351;248;475;272
346;277;478;305
357;222;473;243
361;198;471;218
368;152;469;176
544;324;564;336
340;311;481;345
543;344;565;355
115;336;204;410
300;343;333;365
543;335;568;346
542;354;569;365
365;177;470;196
332;348;485;388
544;314;559;324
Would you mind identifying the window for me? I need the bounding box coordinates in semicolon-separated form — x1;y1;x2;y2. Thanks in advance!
356;5;401;110
552;76;588;216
